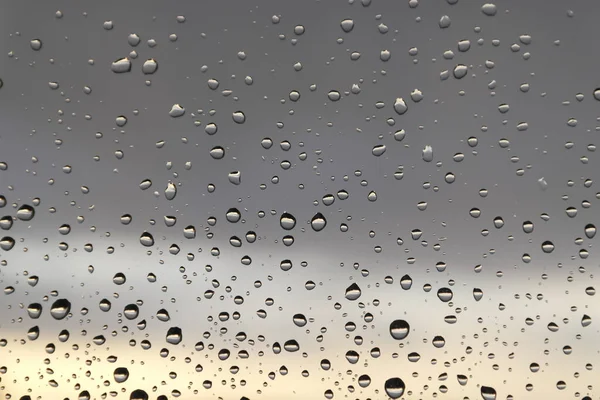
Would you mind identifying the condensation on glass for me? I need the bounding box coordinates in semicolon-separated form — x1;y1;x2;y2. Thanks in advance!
0;1;598;399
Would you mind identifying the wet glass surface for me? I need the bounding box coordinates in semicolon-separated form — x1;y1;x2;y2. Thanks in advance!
0;1;599;399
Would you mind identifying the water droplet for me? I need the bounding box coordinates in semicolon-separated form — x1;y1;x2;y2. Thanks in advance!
139;232;154;247
16;205;35;221
111;58;132;73
27;303;43;319
50;299;71;320
439;15;451;29
469;208;481;218
113;367;129;383
30;39;42;51
123;304;139;320
422;145;433;162
169;104;185;118
209;146;225;159
437;287;453;302
340;19;355;32
432;335;446;348
585;224;596;239
327;90;341;101
400;275;413;290
130;389;148;400
128;33;141;46
280;213;296;230
165;182;177;200
232;111;246;124
284;339;300;352
522;221;534;233
142;59;158;74
372;144;386;156
310;213;327;231
228;171;242;185
345;283;362;300
390;320;410;340
393;98;408;115
481;3;498;16
481;385;497;400
582;314;592;327
541;240;555;253
384;377;406;399
493;216;504;229
358;374;371;387
453;64;468;79
226;208;241;223
166;327;183;344
293;314;307;327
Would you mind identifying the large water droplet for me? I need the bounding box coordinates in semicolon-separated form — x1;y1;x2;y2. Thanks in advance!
541;240;555;253
169;104;185;118
113;367;129;383
585;224;596;239
16;205;35;221
232;111;246;124
481;385;497;400
50;299;71;320
437;287;453;302
340;19;355;32
310;213;327;231
393;98;408;115
422;145;433;162
345;283;362;300
228;171;241;185
111;57;132;73
129;389;148;400
142;58;158;74
384;377;406;399
481;3;498;16
372;144;386;156
389;319;410;340
165;182;177;200
284;339;300;352
166;327;182;344
280;213;296;230
139;232;154;247
30;39;42;51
